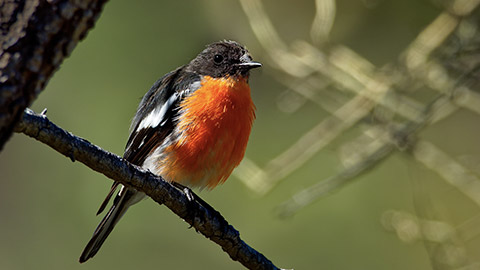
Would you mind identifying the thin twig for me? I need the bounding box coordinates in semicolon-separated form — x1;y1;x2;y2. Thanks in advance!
14;108;283;270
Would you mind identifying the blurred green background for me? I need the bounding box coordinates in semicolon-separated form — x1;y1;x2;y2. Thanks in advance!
1;0;480;269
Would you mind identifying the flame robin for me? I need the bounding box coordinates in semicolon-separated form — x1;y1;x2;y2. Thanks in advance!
79;40;261;262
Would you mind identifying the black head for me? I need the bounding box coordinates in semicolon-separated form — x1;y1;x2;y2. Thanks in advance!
186;40;261;78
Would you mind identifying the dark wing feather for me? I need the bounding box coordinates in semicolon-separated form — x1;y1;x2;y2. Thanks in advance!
96;66;201;215
123;66;200;164
123;67;183;165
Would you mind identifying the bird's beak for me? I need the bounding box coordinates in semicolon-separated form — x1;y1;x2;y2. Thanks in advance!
237;61;262;69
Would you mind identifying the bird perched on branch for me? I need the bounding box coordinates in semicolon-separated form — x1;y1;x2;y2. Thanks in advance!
79;40;261;262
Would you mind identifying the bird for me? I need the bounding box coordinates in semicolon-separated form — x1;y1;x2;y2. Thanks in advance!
79;40;261;263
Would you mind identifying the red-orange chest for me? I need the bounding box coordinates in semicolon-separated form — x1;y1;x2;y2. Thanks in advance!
161;76;256;188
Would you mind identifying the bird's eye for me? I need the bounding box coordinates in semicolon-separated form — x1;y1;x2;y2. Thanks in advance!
213;54;224;63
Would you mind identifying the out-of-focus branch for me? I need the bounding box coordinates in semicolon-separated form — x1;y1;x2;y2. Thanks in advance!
237;0;480;265
276;94;455;217
412;140;480;207
0;0;108;150
380;209;473;269
237;0;480;198
310;0;335;44
277;136;395;218
14;109;283;270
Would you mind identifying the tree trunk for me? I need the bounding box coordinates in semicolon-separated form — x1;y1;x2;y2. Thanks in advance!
0;0;108;149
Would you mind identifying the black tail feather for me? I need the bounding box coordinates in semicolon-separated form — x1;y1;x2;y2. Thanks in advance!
96;182;121;216
79;189;133;263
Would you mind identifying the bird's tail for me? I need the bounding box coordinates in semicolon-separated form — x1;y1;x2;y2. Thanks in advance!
79;187;136;263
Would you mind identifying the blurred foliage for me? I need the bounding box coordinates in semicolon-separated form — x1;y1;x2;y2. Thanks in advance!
1;0;480;270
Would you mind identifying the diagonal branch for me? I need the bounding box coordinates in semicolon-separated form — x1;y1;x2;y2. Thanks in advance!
14;108;283;270
276;94;453;217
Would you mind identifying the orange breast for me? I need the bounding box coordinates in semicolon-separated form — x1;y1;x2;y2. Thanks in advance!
159;76;255;189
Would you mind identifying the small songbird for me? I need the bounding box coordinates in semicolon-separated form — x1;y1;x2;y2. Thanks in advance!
79;40;261;262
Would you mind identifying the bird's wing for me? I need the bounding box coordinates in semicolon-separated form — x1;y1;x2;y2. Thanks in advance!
96;67;201;215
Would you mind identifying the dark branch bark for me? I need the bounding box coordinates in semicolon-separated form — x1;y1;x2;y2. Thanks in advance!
14;108;282;270
0;0;108;150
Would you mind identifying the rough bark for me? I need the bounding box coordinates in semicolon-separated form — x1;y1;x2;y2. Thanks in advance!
0;0;108;150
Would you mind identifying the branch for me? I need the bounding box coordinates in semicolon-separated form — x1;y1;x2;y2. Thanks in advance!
0;0;108;150
13;108;283;270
